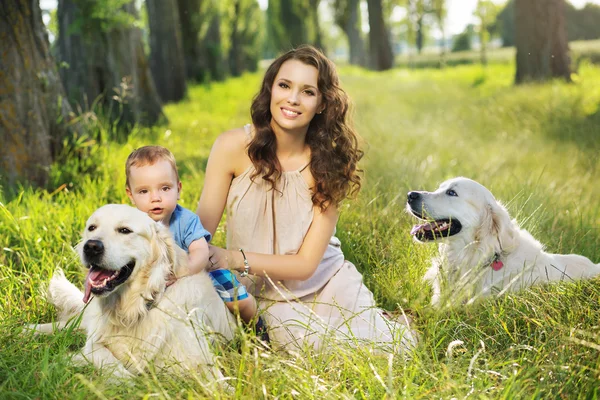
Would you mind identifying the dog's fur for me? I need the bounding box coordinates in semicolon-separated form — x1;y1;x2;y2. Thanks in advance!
407;177;600;306
29;204;236;381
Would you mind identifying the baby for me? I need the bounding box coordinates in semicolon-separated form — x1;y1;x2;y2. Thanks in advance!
125;146;264;334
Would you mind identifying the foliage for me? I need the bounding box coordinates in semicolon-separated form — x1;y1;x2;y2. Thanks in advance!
451;24;473;53
2;60;600;397
224;0;264;76
267;0;319;53
67;0;137;38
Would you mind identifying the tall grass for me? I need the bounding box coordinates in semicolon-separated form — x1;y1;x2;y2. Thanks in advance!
1;60;600;398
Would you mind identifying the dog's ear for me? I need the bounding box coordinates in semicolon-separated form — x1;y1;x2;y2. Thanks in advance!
479;201;518;253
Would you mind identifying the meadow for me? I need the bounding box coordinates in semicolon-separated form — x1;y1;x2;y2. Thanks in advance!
1;57;599;398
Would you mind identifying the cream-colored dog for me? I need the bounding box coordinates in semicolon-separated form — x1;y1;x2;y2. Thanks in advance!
30;204;236;382
407;177;600;306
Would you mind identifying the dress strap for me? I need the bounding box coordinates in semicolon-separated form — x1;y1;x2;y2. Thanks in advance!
243;123;252;138
298;161;311;173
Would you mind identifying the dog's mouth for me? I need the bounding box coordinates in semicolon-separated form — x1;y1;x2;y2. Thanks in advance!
409;211;462;241
83;261;135;303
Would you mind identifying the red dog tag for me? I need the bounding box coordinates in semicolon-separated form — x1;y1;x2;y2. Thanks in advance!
492;260;504;271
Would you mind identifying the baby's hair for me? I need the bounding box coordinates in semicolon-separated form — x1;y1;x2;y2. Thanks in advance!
125;145;179;187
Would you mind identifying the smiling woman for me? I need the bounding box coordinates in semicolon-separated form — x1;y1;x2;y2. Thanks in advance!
196;45;417;354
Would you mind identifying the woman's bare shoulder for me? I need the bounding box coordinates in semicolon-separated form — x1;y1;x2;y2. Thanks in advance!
213;126;250;151
211;126;253;175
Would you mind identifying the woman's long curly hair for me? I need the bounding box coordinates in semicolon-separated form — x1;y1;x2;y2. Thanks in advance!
249;45;363;211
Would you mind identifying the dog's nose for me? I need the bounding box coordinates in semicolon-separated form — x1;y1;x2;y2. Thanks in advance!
84;240;104;257
407;191;421;203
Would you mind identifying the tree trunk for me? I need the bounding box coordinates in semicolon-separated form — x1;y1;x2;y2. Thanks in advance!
177;0;203;82
0;0;77;187
229;0;242;77
310;0;325;52
57;0;164;126
515;0;571;84
416;15;424;54
366;0;394;70
147;0;187;103
346;0;367;66
203;12;226;81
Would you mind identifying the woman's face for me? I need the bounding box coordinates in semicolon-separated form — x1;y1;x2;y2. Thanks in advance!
270;59;323;134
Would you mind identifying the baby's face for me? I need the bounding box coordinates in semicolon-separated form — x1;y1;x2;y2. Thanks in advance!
126;159;181;225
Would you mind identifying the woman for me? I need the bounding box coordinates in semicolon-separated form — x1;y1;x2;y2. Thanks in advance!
197;45;415;354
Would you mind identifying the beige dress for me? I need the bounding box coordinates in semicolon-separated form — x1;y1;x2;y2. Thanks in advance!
226;124;416;353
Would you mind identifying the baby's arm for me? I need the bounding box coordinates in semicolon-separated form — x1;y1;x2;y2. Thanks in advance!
176;237;209;278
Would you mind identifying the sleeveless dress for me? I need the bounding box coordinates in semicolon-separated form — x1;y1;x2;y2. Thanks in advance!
225;124;416;353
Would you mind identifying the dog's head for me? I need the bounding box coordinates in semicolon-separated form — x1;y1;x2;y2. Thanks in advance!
78;204;176;306
406;177;517;252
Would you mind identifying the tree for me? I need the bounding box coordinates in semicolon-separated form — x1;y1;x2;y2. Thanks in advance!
0;0;78;187
498;0;600;47
147;0;187;102
56;0;164;126
474;0;500;66
514;0;571;84
430;0;447;56
227;0;262;77
309;0;325;51
268;0;319;52
367;0;394;70
177;0;204;81
333;0;367;66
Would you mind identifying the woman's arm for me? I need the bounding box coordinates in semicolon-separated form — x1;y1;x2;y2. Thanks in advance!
208;204;339;281
197;128;248;236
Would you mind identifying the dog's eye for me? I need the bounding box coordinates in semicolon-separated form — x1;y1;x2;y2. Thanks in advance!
88;225;96;232
118;227;133;234
446;189;458;197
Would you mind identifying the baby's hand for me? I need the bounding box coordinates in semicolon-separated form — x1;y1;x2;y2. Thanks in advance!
165;273;177;287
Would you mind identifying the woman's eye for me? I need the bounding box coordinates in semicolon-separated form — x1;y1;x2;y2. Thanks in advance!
88;225;96;232
446;189;458;197
278;82;289;89
118;227;132;234
304;90;315;96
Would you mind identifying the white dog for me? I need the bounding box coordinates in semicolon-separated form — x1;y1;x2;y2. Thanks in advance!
30;204;236;382
406;177;600;306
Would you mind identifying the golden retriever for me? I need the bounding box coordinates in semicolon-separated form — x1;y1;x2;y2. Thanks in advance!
29;204;236;382
406;177;600;306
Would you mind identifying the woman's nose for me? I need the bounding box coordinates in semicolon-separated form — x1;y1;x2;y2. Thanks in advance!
287;91;299;105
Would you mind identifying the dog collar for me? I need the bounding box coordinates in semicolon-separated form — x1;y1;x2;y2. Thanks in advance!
491;253;503;271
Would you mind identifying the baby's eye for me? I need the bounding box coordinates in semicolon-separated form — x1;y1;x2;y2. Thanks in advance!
446;189;458;197
139;189;148;194
162;186;171;192
88;225;97;232
118;227;132;234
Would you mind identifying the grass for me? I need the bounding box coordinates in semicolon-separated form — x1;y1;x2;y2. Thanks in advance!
1;58;600;398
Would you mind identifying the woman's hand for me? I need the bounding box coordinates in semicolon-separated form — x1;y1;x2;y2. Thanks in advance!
207;245;242;272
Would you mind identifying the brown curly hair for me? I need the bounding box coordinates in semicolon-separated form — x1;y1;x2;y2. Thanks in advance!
249;45;363;211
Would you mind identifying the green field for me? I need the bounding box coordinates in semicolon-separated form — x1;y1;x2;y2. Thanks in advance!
1;59;600;398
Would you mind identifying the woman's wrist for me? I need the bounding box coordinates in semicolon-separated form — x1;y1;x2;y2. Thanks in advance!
231;249;244;272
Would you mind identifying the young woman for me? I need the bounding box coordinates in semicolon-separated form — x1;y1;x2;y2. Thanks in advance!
197;45;416;353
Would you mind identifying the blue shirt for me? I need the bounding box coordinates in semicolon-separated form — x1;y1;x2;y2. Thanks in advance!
168;204;211;251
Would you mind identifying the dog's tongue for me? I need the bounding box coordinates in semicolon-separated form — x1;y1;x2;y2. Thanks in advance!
411;223;433;235
82;266;113;303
